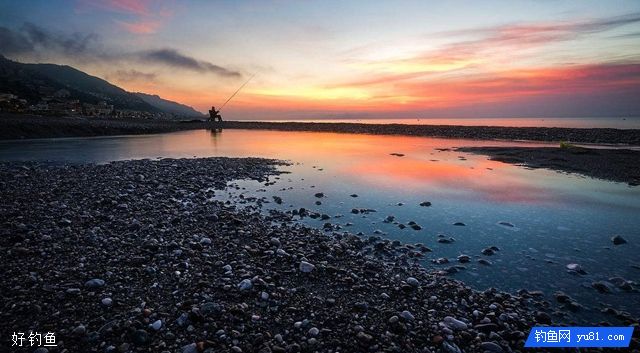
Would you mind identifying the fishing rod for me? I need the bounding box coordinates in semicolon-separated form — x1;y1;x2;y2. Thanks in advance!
219;73;255;111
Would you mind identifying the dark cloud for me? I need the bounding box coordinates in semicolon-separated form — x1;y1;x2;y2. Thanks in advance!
106;69;157;83
0;23;242;79
0;26;32;55
140;49;241;78
21;22;98;55
581;12;640;32
0;22;98;56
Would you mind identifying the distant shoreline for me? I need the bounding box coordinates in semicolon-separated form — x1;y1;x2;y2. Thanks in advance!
1;113;639;145
0;113;211;140
457;146;640;186
221;121;640;145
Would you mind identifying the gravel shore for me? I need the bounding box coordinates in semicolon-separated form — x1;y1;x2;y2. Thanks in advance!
456;146;640;186
1;158;638;353
0;113;210;140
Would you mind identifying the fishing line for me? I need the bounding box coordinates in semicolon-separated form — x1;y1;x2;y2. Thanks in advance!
219;74;255;111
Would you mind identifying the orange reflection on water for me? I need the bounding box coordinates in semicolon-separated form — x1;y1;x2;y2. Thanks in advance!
344;157;554;203
161;129;557;204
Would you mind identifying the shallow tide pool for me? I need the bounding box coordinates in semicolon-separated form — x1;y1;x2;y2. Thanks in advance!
1;128;638;323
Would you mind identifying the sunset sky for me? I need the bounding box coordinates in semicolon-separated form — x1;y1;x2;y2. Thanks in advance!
1;0;639;119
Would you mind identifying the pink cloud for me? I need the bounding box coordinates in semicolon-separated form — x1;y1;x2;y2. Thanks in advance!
116;19;162;34
77;0;173;34
77;0;152;15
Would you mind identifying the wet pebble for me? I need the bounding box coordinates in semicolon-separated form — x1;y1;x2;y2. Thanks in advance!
299;261;316;273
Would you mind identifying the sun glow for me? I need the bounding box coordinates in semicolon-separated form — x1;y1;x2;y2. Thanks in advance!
251;86;371;101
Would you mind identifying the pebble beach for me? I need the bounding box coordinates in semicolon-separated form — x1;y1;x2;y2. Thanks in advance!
2;157;638;353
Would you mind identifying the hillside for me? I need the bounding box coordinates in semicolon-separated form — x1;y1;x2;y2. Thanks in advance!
135;92;204;118
0;56;203;117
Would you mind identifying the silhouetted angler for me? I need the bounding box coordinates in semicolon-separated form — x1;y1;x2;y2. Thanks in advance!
209;106;222;122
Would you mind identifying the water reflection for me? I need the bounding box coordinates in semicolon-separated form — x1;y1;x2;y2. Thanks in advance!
1;129;639;323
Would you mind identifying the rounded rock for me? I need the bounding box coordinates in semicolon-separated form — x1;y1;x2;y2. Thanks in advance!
299;261;316;273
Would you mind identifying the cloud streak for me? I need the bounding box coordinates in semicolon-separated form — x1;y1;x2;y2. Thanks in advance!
0;22;97;56
348;12;640;84
139;49;242;77
77;0;174;34
0;23;242;78
360;63;640;110
106;69;157;83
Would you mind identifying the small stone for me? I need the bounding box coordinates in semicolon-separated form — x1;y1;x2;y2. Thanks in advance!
314;192;324;198
566;263;586;274
400;310;415;321
406;277;420;287
443;316;467;330
223;264;232;272
457;255;470;263
132;329;149;345
261;291;269;300
535;311;552;324
612;235;627;245
442;341;462;353
356;331;373;344
419;201;432;207
101;297;113;306
270;237;281;247
66;288;81;295
482;248;495;255
299;261;315;273
150;320;162;331
200;237;212;245
238;279;253;291
308;327;319;337
176;313;189;327
480;341;504;352
72;325;86;335
182;343;197;353
84;278;105;288
592;281;613;293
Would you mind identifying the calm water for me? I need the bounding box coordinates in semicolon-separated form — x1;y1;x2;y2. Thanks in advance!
261;117;640;129
1;129;639;323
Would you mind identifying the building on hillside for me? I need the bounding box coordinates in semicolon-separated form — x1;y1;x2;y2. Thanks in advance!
82;101;114;117
0;93;27;112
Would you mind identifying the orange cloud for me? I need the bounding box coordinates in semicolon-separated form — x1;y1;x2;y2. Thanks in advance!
116;19;162;34
326;63;640;111
137;63;640;116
